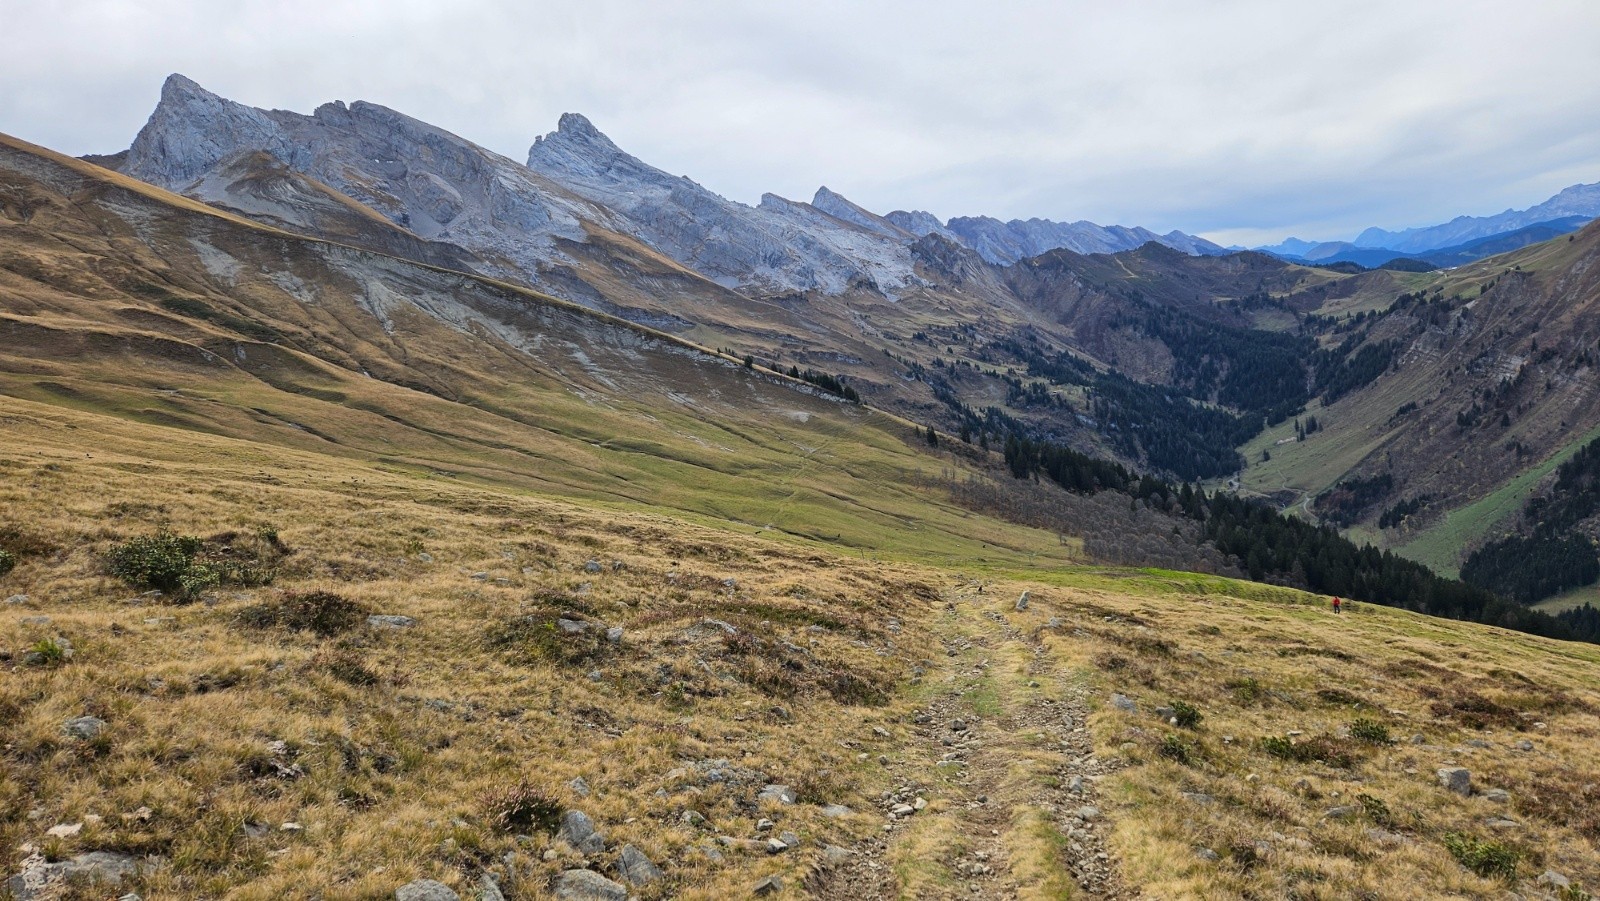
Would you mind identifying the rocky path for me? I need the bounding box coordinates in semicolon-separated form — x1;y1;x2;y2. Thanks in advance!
810;582;1135;899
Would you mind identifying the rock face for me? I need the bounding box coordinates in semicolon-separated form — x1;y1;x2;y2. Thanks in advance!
525;114;920;297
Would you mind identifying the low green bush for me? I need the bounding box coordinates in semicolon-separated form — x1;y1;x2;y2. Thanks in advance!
1443;832;1519;880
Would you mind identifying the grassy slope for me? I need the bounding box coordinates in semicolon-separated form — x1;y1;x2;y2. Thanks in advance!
4;403;1600;900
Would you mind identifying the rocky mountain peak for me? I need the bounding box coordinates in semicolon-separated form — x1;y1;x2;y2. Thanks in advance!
124;73;296;187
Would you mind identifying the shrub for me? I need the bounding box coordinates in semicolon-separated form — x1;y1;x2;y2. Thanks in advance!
1350;718;1391;745
1357;793;1393;827
27;637;69;667
1442;832;1519;880
1226;677;1263;705
238;591;369;637
0;548;14;577
1259;734;1356;768
107;531;203;594
1171;700;1202;729
1158;734;1196;765
481;781;561;833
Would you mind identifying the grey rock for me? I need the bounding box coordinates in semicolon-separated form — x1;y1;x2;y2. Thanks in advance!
556;618;590;635
752;875;784;895
821;844;854;866
584;560;602;574
1409;734;1426;745
1539;870;1572;890
368;614;416;629
1110;693;1137;713
1323;805;1360;820
756;818;774;832
1068;776;1087;793
1484;816;1520;830
552;869;627;901
820;804;852;818
478;873;506;901
1515;739;1535;752
20;615;50;626
1437;767;1472;797
765;837;789;854
6;852;148;901
695;843;724;863
1483;788;1510;804
681;809;707;827
568;776;591;798
4;594;29;605
604;627;623;643
779;831;800;848
757;784;796;804
612;844;663;886
63;716;107;740
557;810;606;854
416;552;434;563
470;572;489;581
1076;806;1102;820
395;879;459;901
1014;591;1030;611
1365;828;1411;846
1154;706;1176;720
1195;847;1220;861
1465;739;1490;749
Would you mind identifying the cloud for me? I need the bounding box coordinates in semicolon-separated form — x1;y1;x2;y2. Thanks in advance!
2;0;1597;243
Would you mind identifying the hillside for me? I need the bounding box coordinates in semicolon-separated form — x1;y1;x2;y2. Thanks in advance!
1235;221;1600;581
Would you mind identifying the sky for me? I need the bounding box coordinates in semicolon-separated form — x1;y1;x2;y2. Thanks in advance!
4;0;1599;246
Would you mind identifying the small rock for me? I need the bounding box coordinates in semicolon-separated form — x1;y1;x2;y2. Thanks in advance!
552;869;627;901
779;831;800;848
1068;776;1086;793
1483;789;1510;804
1365;828;1410;847
913;797;928;811
756;818;774;832
557;810;606;854
1539;870;1572;890
821;844;853;866
470;572;489;581
1515;740;1534;752
1464;739;1490;749
479;873;506;901
1436;767;1471;797
950;718;968;732
820;804;852;818
1154;706;1176;720
752;875;784;895
4;594;29;605
681;810;707;827
1409;734;1426;745
1015;591;1030;611
765;837;789;853
280;822;303;833
1484;816;1520;830
584;560;603;574
1110;693;1137;713
891;804;915;817
757;784;796;804
604;627;623;643
1323;806;1360;820
569;777;591;798
367;614;415;629
416;552;434;563
696;843;725;863
556;618;590;635
395;879;459;901
62;716;107;740
1195;847;1220;861
612;844;663;886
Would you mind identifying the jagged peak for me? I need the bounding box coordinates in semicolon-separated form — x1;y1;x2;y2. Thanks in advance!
159;73;219;103
529;112;622;155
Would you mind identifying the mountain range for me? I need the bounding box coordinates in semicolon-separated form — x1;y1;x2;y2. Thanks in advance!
1257;183;1600;268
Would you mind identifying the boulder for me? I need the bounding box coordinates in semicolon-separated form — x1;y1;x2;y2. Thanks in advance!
757;784;796;804
63;716;107;740
552;869;627;901
395;879;459;901
612;844;662;886
368;614;416;629
557;810;606;854
1436;767;1471;797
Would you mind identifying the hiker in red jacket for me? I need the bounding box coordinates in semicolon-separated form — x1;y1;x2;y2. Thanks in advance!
1332;596;1342;615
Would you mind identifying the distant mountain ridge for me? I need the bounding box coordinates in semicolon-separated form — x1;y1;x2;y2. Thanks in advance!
1258;182;1600;264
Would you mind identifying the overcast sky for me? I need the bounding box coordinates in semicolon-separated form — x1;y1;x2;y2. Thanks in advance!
4;0;1598;245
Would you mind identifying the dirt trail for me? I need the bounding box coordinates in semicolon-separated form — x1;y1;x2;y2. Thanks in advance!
809;582;1135;899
